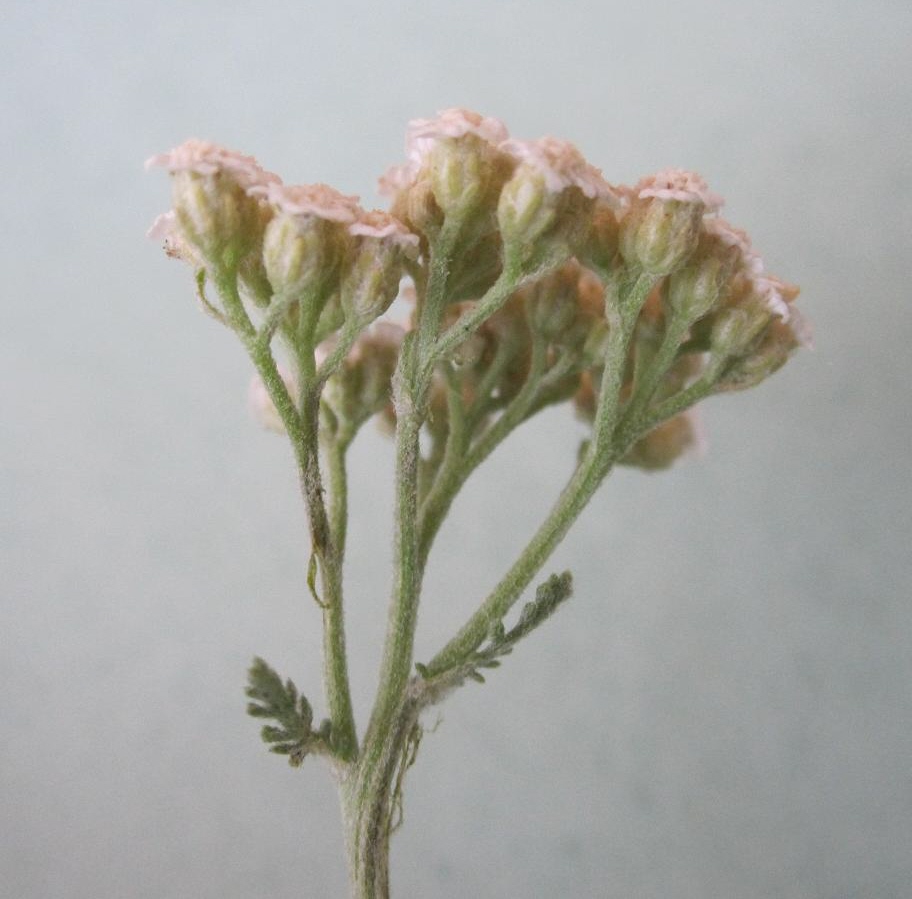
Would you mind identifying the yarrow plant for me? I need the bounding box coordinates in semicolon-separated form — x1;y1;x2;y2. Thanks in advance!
147;110;809;898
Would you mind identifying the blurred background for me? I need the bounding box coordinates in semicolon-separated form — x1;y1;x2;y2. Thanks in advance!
2;1;910;896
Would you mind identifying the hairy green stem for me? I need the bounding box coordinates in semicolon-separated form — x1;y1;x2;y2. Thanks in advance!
589;272;657;454
425;261;522;377
417;336;549;567
424;455;605;677
355;224;460;850
423;273;654;676
342;697;420;899
218;271;358;761
327;432;353;560
627;311;691;414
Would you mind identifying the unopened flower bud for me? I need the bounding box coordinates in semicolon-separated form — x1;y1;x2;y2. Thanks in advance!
498;138;620;274
259;183;361;300
578;198;621;274
708;306;767;362
708;270;799;368
324;323;405;429
340;212;419;324
523;263;583;340
379;168;443;241
715;309;812;392
442;302;489;368
380;109;513;241
621;410;705;471
405;177;444;238
146;139;279;270
409;110;511;215
666;232;740;323
620;169;723;276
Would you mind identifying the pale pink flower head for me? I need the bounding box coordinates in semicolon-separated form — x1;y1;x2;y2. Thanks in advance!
714;303;812;393
405;108;509;167
500;137;620;203
379;107;509;197
703;217;764;276
255;182;362;224
258;184;365;297
146;139;280;264
380;108;514;220
341;212;419;323
497;138;618;270
635;168;724;212
349;210;420;252
619;169;722;275
145;138;280;192
700;220;805;337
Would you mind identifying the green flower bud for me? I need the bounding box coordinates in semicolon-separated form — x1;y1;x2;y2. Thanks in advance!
578;198;621;275
340;212;419;325
259;183;361;301
708;272;800;369
666;233;740;323
379;109;513;242
498;138;620;275
523;262;583;340
323;323;405;430
715;309;811;393
619;169;723;276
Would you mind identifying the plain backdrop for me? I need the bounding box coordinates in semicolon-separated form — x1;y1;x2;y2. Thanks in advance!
2;1;910;897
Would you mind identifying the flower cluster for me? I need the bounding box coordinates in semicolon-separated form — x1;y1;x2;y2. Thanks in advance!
147;112;810;891
148;108;808;470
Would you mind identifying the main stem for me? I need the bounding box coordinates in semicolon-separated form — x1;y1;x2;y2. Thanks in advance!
342;227;461;899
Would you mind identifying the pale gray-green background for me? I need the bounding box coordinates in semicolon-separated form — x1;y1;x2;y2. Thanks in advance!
2;1;910;896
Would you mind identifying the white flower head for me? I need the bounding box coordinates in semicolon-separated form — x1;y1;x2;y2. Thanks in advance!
500;137;619;203
145;139;280;192
254;182;362;224
636;168;724;211
349;210;420;251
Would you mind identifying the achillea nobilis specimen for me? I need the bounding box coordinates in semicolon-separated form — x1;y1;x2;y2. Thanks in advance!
148;109;809;899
